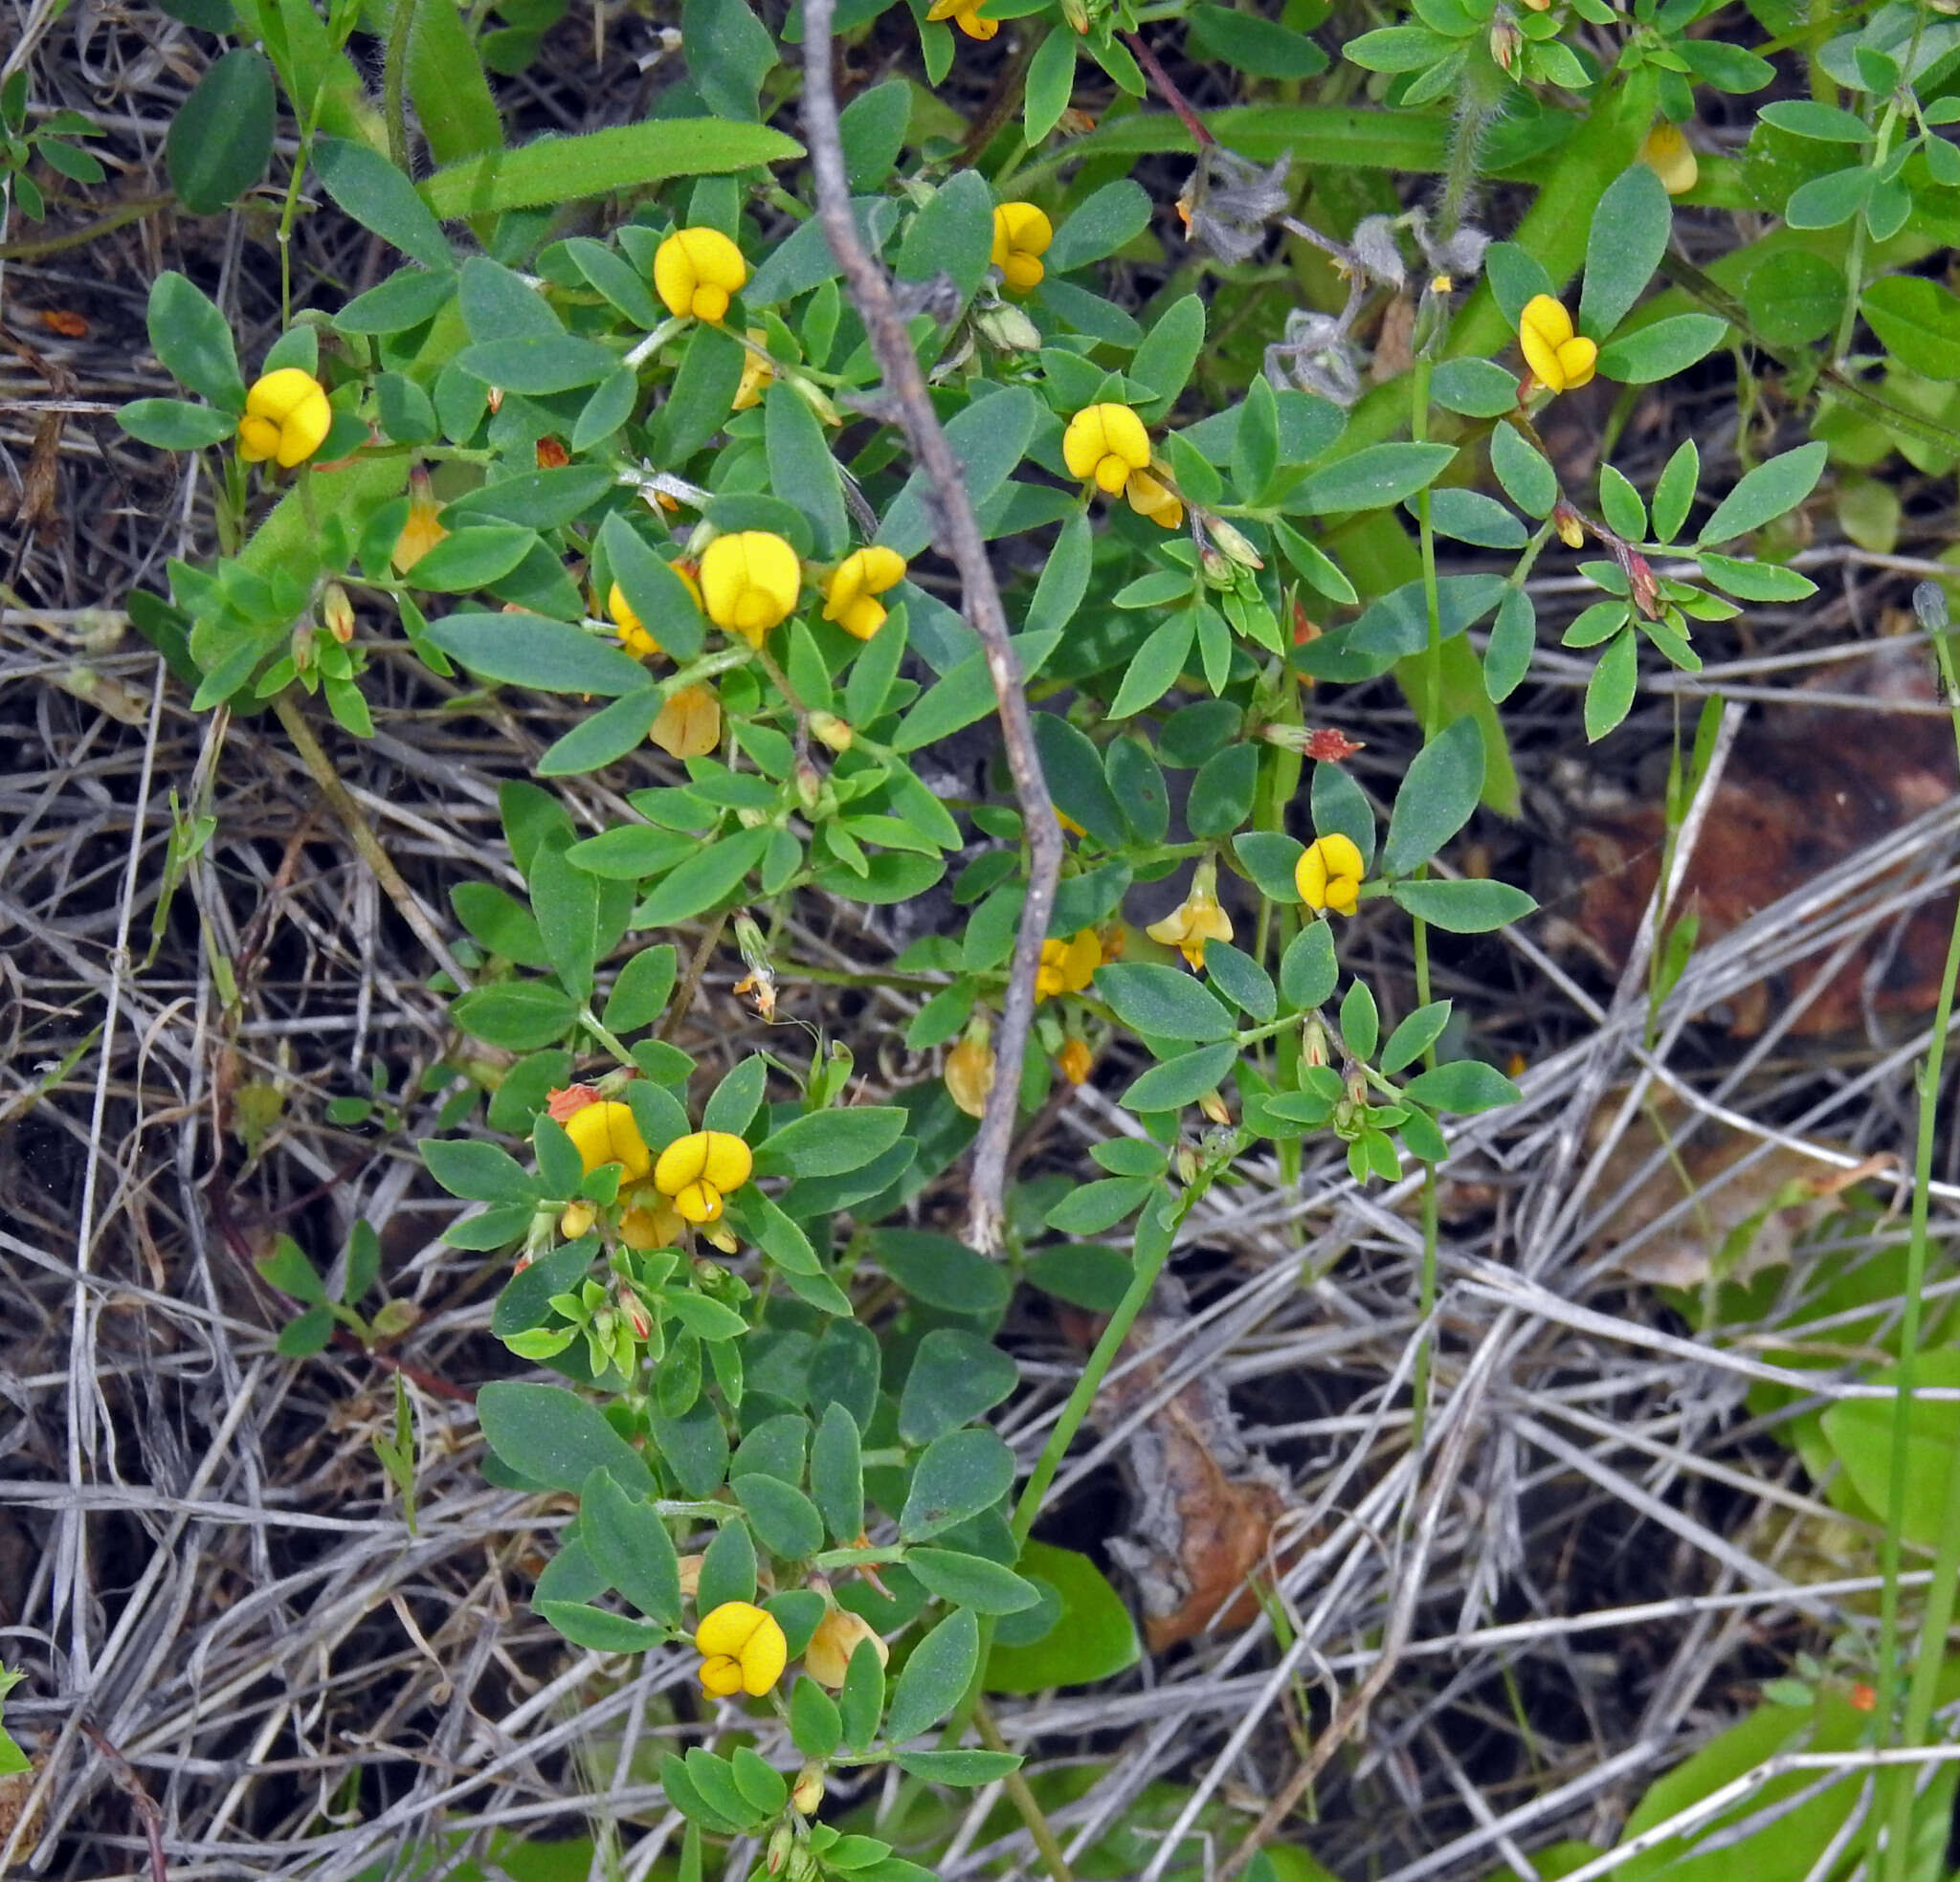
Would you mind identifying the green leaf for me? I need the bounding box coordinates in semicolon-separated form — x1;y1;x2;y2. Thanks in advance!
1128;293;1207;418
894;1748;1025;1783
885;1607;980;1741
450;466;615;530
904;1548;1040;1614
901;1428;1015;1540
1596;313;1728;384
1578;163;1670;342
757;1105;906;1178
406;0;502;167
1381;715;1483;876
1187;742;1258;838
1044;179;1151;273
1389;878;1536;932
985;1540;1139;1693
312;136;454;270
1429;357;1521;418
895;167;996;299
1093;963;1234;1042
1043;1176;1154;1234
1743;251;1844;348
1402;1060;1522;1114
1280;920;1337;1009
812;1401;864;1542
1584;630;1639;742
581;1466;683;1624
1122;1041;1238;1114
791;1676;843;1761
840;1638;885;1750
167;49;275;215
1695;552;1816;602
1782;163;1872;230
1187;2;1326;77
765;383;848;559
479;1380;655;1494
599;515;705;662
492;1235;595;1336
734;1473;825;1560
334;266;458;336
424;611;654;696
1024;30;1077;144
893;630;1058;749
1488;423;1556;519
1381;1000;1451;1074
878;387;1039;559
1107;610;1196;720
635;826;772;926
420;1137;535;1204
408;525;540;592
1860;275;1960;382
118;398;238;452
1339;978;1378;1062
1697;443;1827;545
529;842;600;1002
453;980;578;1050
1311;761;1375;869
419;120;803;220
697;1515;758;1613
257;1233;327;1305
840;77;910;189
1205;940;1277;1021
536;1600;670;1652
1033;711;1127;849
682;0;777;119
1759;100;1874;143
1819;1349;1960;1548
1283;442;1455;516
899;1330;1018;1445
872;1229;1011;1317
146;272;245;412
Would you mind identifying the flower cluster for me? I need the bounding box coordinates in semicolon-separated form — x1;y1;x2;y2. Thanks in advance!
1062;403;1182;529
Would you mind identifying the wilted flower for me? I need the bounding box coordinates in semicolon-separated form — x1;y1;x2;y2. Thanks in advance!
1147;860;1233;969
1058;1035;1093;1085
1036;928;1101;1000
822;546;906;640
695;1601;787;1696
654;227;747;321
1125;470;1183;530
804;1606;888;1688
563;1100;653;1179
1517;294;1596;395
732;329;775;410
653;1129;754;1224
945;1017;995;1119
1176;144;1291;265
619;1193;687;1251
925;0;998;38
1641;120;1698;196
700;531;801;644
651;683;722;759
1295;833;1365;916
991;203;1054;294
237;367;331;467
392;467;449;572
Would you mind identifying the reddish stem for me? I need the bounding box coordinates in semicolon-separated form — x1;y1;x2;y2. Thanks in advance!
1123;30;1214;145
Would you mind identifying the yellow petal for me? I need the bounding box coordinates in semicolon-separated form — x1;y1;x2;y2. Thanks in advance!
699;1654;746;1695
236;414;280;462
1519;294;1573;350
1556;335;1597;390
674;1180;724;1223
805;1608;886;1689
562;1100;652;1179
655;1130;711;1196
697;1600;770;1657
277;386;333;466
701;1130;752;1193
1061;406;1109;481
1317;832;1363;881
650;682;721;758
246;367;325;423
1295;844;1331;910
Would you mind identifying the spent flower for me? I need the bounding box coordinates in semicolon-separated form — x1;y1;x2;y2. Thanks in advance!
651;683;722;759
945;1016;995;1119
1640;120;1698;196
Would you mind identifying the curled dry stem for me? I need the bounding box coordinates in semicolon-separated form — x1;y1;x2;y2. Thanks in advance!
797;0;1060;1254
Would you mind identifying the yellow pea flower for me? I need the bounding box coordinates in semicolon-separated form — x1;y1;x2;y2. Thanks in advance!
619;1192;687;1251
699;530;802;645
945;1017;995;1119
650;682;723;760
392;466;448;571
1295;832;1365;916
1125;469;1183;531
563;1100;653;1181
804;1606;889;1689
608;582;663;660
1036;928;1101;1000
1058;1035;1094;1086
653;226;748;322
1147;860;1232;970
1517;294;1596;396
237;367;332;468
926;0;998;38
695;1600;788;1697
822;545;907;641
732;329;775;410
991;203;1054;294
1640;121;1698;196
1062;402;1152;496
653;1129;754;1225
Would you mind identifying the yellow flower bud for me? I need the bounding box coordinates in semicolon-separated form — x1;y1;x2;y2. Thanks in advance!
804;1606;888;1688
322;583;356;645
559;1200;597;1240
695;1600;788;1696
991;202;1054;295
822;545;907;641
1517;294;1596;396
1640;120;1699;196
1062;403;1152;496
609;582;662;660
653;226;748;322
732;329;775;410
1295;832;1366;916
699;530;802;645
562;1100;653;1180
237;367;332;468
650;682;722;759
945;1020;995;1119
1125;469;1183;531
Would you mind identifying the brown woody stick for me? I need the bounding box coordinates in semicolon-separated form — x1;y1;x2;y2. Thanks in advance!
796;2;1061;1254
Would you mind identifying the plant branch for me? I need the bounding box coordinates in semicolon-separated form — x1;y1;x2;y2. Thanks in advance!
271;691;471;990
1124;29;1214;145
800;0;1061;1254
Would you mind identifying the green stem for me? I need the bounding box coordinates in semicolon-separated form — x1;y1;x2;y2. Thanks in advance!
1832;97;1900;365
384;0;414;174
1873;598;1960;1882
976;1699;1076;1882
